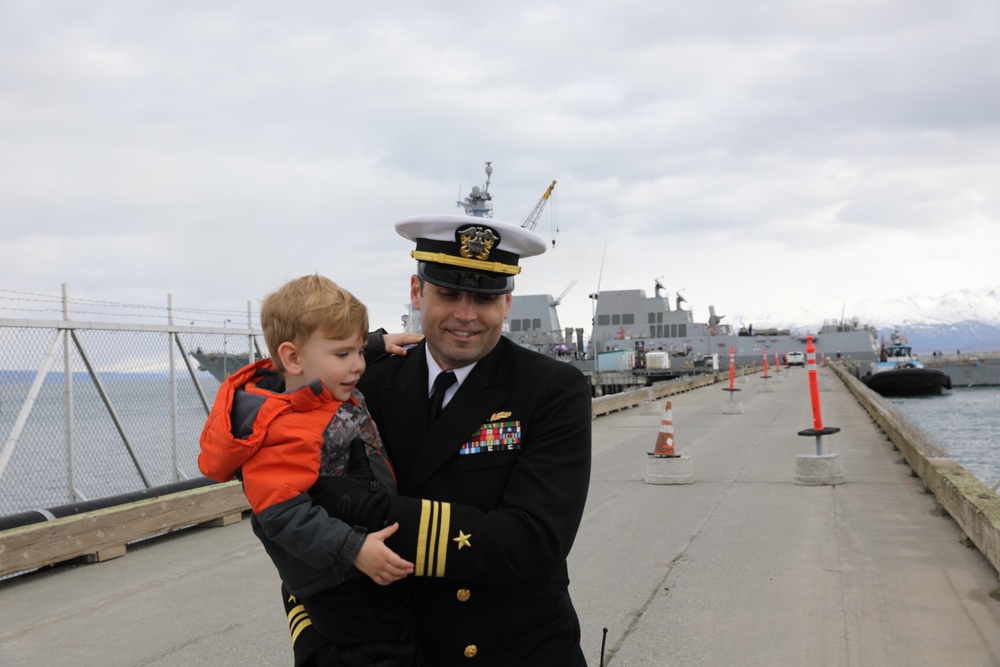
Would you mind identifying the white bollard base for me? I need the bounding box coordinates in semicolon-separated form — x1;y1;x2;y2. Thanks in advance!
639;401;662;415
645;455;694;485
721;401;745;414
794;453;845;486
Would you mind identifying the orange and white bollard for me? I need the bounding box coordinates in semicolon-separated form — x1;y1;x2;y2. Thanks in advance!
794;335;844;485
729;347;736;391
721;345;743;413
760;350;772;391
645;400;693;485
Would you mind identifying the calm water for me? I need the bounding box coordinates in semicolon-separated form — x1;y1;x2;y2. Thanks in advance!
0;375;219;516
886;387;1000;489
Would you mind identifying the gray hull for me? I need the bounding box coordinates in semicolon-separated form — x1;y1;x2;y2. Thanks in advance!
590;287;879;368
191;350;259;382
922;356;1000;387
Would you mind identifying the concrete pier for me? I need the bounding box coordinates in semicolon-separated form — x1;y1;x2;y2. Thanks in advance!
2;367;999;666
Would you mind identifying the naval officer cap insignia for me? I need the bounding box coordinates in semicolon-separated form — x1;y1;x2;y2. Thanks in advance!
396;214;547;294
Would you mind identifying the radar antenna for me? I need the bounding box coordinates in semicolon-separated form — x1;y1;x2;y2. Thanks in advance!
654;276;666;298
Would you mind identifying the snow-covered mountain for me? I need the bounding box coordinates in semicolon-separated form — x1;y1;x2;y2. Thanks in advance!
727;286;1000;353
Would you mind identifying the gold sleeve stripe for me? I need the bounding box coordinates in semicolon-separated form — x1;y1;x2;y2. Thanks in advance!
413;499;452;578
435;501;451;577
287;603;313;644
415;498;432;576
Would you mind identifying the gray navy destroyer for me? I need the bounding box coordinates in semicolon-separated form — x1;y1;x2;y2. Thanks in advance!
590;279;880;369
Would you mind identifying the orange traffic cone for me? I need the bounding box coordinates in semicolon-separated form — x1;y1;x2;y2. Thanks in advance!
645;399;693;484
650;401;677;457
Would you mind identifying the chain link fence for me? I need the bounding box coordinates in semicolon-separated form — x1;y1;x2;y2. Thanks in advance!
0;318;267;517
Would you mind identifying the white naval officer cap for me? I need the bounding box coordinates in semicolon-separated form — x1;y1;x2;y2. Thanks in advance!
395;214;547;294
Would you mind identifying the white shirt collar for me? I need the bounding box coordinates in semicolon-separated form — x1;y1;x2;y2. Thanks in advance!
426;351;476;405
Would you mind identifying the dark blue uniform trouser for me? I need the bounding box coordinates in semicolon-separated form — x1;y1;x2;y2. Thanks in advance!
282;577;426;667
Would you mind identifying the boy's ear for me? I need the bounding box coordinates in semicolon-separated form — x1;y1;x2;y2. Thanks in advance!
277;342;302;375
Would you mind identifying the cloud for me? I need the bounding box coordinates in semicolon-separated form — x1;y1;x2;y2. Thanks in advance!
1;0;997;338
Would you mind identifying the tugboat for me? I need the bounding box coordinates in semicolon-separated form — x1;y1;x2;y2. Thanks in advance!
861;330;952;397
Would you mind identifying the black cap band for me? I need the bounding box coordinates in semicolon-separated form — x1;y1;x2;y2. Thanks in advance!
417;262;515;294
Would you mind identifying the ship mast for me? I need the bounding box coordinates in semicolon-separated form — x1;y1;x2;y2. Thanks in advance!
457;161;494;218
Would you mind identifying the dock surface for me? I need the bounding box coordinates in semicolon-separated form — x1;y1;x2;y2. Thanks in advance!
2;367;1000;666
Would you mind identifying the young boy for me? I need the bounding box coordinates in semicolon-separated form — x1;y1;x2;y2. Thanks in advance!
198;273;425;667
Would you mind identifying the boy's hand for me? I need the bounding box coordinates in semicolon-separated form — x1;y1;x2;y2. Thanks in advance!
383;332;423;356
354;523;413;585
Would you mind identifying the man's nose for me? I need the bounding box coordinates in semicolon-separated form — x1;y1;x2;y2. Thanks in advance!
454;294;477;321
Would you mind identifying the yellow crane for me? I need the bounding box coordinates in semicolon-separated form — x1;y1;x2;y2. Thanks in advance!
522;179;558;247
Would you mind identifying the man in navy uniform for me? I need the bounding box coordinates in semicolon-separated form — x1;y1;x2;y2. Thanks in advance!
307;214;593;665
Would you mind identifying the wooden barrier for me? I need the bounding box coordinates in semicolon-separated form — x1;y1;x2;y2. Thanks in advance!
591;371;726;418
829;362;1000;578
0;481;250;578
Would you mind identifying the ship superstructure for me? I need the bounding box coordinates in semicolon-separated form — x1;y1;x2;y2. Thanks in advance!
590;280;879;367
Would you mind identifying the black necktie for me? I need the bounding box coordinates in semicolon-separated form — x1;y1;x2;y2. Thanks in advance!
429;371;457;421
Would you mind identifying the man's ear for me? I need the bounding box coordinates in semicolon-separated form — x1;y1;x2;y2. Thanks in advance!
277;341;302;375
409;274;422;311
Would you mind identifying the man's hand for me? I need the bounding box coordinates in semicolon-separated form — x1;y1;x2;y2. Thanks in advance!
353;522;413;585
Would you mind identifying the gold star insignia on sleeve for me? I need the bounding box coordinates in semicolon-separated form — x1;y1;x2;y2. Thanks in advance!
453;530;472;550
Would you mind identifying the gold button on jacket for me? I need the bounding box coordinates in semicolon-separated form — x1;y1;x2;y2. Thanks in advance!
456;588;471;602
464;644;478;658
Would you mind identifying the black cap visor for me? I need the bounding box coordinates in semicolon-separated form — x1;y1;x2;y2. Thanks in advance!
417;261;514;294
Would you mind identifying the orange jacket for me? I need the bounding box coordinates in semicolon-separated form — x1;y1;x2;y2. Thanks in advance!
198;358;395;513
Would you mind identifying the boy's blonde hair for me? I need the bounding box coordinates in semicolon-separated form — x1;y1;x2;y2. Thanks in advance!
260;274;369;372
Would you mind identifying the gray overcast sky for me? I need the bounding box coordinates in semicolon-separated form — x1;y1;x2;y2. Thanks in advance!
2;0;998;336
